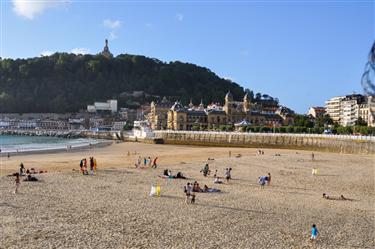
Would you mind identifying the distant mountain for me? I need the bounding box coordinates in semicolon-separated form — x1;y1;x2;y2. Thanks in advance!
0;53;250;113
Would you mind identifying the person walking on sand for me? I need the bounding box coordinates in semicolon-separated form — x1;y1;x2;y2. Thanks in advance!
201;163;210;177
184;183;193;204
135;156;141;168
83;158;88;175
311;152;315;161
93;158;97;174
89;157;94;175
224;168;232;183
14;173;20;194
148;157;152;167
79;159;84;174
152;157;158;169
310;224;318;241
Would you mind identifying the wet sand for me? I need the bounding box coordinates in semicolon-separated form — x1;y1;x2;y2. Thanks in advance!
0;142;374;248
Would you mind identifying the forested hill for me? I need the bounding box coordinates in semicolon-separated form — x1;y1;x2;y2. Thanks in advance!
0;53;246;113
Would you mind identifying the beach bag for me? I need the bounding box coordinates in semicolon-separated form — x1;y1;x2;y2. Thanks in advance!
156;185;161;196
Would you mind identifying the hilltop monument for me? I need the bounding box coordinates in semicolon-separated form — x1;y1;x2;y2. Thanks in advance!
101;39;113;58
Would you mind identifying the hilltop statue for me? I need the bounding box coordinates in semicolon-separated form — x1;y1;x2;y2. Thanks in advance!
101;39;113;58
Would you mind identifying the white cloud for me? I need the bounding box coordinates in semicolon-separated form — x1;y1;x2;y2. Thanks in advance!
176;13;184;22
103;19;121;29
40;50;54;56
12;0;66;20
71;48;90;55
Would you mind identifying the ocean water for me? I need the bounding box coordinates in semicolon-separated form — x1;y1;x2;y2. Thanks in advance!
0;135;100;153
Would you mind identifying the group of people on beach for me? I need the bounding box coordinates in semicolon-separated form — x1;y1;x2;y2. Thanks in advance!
200;163;232;184
79;157;97;175
134;156;158;169
13;162;40;194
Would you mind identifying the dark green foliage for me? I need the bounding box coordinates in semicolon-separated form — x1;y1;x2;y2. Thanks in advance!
293;114;314;128
0;54;245;113
314;114;333;127
123;123;133;130
354;117;367;126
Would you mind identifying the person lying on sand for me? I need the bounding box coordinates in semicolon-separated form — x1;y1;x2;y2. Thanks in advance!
159;171;186;179
323;193;351;201
202;185;221;193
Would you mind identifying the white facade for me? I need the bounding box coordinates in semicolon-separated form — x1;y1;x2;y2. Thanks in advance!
87;100;118;113
308;107;325;118
133;120;154;138
325;97;343;123
325;95;371;126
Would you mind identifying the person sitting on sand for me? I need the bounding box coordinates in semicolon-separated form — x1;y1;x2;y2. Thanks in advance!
322;193;330;199
24;172;38;182
258;176;267;188
214;177;223;184
266;173;271;185
19;163;25;176
339;195;347;200
193;181;202;192
163;169;169;177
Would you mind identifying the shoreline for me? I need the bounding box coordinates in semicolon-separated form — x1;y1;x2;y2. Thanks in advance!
0;139;113;157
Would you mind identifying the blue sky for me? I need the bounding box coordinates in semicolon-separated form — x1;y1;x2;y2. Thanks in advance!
1;0;374;113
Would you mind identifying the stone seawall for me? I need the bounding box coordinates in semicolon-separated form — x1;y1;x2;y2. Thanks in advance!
154;131;375;155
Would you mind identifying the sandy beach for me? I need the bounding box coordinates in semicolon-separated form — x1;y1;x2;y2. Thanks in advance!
0;142;374;248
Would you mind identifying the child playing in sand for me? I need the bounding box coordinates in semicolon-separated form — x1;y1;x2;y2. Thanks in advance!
14;173;20;194
310;224;318;241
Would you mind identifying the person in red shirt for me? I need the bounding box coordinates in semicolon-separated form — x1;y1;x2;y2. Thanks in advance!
151;157;158;169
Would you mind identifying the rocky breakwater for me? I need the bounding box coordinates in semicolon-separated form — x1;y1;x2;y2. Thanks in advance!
0;129;123;140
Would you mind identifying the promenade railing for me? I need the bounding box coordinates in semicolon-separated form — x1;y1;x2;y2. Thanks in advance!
154;130;375;142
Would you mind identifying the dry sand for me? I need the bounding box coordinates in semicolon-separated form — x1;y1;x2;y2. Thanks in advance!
0;142;374;248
